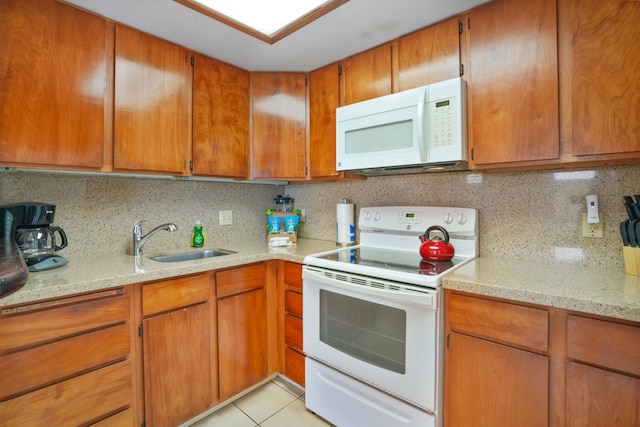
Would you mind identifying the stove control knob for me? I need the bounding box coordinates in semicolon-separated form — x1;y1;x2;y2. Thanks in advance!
457;213;467;224
364;210;372;221
444;213;454;224
374;211;381;221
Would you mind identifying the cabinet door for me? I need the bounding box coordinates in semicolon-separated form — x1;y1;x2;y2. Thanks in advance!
251;72;306;179
444;332;549;427
192;54;250;178
397;17;462;91
468;0;559;166
0;0;107;168
566;361;639;427
570;0;640;156
340;44;392;105
218;287;268;400
143;302;213;427
114;25;189;174
309;63;340;178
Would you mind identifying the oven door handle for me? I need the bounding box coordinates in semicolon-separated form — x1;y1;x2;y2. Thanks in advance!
303;266;437;309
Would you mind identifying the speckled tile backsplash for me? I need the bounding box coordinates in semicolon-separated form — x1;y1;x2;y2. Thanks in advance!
2;165;639;267
286;165;640;268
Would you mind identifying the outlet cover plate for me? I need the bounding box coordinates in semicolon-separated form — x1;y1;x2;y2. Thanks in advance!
581;212;603;238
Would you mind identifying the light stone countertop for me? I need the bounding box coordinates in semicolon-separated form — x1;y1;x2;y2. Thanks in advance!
0;238;338;308
443;257;640;323
4;242;640;324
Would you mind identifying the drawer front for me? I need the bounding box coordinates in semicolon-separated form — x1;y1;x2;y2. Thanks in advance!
92;408;134;427
567;315;640;376
143;274;209;316
285;289;302;318
0;360;132;426
447;292;549;352
284;262;302;291
285;313;303;351
0;288;129;353
217;263;265;298
285;347;305;387
0;323;130;400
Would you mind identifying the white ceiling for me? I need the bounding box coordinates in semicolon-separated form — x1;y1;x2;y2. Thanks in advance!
63;0;490;72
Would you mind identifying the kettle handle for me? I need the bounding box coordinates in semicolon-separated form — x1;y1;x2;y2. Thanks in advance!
423;225;450;243
49;226;68;251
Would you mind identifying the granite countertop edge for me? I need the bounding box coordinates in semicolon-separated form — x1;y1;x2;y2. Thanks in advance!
443;257;640;323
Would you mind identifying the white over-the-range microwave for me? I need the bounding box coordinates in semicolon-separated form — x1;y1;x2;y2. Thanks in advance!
336;77;467;175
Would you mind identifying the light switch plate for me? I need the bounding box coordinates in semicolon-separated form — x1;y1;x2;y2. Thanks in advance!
219;210;233;225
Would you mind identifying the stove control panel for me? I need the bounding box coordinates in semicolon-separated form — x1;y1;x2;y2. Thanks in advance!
359;206;477;236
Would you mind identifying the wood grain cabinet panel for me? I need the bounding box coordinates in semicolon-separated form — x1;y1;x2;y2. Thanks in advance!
339;44;392;105
251;72;306;179
114;24;189;174
192;53;250;178
143;302;213;427
445;332;549;427
142;273;210;317
397;17;462;91
282;262;305;387
0;0;107;168
468;0;559;166
569;0;640;157
309;62;341;178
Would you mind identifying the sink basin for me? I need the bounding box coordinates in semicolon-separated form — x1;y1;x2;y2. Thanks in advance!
150;249;236;263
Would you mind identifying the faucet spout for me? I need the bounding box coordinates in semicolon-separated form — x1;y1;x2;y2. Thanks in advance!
132;220;178;256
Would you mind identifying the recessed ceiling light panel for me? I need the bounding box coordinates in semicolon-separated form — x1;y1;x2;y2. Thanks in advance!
175;0;348;44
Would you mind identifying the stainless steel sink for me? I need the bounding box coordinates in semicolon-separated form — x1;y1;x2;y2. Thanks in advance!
150;249;236;263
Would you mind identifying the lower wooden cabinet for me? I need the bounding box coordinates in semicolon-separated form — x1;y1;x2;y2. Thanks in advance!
141;274;213;427
282;261;305;386
0;288;134;426
565;315;640;426
445;290;640;427
444;291;549;427
216;263;269;400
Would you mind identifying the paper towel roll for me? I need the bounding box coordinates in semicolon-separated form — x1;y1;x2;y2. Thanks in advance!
336;199;355;245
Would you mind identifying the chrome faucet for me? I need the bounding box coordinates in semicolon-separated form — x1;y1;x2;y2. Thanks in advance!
132;220;178;256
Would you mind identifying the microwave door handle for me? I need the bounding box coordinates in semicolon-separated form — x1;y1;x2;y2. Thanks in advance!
303;267;436;308
416;88;427;159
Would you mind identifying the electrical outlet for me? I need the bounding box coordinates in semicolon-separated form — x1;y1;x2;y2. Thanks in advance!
299;208;306;223
581;212;603;238
219;210;233;226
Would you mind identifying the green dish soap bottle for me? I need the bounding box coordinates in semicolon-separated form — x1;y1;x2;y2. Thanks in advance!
192;220;205;248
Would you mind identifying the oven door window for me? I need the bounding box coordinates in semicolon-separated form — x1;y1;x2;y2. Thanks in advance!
319;289;406;374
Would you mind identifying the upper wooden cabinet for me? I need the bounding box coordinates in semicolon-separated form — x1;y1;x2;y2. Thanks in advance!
309;63;340;179
114;25;189;174
468;0;560;167
251;72;307;179
192;54;250;178
0;0;107;168
564;0;640;158
339;44;393;106
397;17;462;91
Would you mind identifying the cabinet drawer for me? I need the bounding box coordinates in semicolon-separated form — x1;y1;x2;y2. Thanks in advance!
143;274;209;317
92;408;134;427
285;347;305;387
285;289;302;318
567;315;640;376
0;360;132;426
216;263;265;298
285;313;303;351
284;262;302;291
0;288;129;353
447;292;548;352
0;323;130;400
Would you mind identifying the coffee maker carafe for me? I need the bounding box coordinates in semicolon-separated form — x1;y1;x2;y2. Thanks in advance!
0;203;69;271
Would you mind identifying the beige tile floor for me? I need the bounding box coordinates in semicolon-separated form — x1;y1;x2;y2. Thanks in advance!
192;377;335;427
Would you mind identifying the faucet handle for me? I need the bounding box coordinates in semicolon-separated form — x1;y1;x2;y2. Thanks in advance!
133;220;146;237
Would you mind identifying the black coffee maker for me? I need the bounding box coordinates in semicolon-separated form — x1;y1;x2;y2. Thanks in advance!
0;202;68;271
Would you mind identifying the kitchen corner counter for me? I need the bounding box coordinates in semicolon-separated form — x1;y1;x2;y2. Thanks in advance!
0;238;338;308
443;257;640;323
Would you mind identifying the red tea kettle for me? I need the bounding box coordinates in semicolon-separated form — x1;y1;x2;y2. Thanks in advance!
419;225;455;261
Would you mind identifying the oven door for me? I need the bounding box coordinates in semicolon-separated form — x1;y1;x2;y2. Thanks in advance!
303;265;441;412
